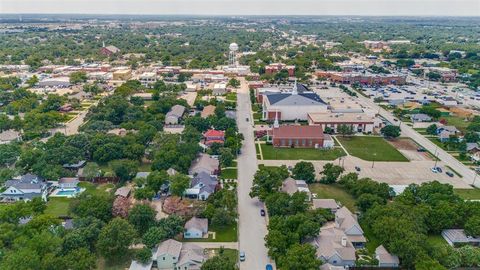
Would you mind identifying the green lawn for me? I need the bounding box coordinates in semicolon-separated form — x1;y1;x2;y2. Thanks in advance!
337;136;408;162
206;248;238;262
440;115;470;132
220;168;238;179
426;235;448;248
309;183;357;211
45;197;71;217
455;188;480;200
260;144;346;160
225;93;237;101
78;181;114;196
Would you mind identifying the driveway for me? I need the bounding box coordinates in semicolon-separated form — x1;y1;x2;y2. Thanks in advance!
236;78;276;270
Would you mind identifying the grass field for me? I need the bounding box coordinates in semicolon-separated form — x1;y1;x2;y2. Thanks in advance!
206;248;238;262
45;197;71;217
220;168;238;179
309;183;357;211
337;136;409;162
260;144;346;160
454;188;480;200
440;115;470;132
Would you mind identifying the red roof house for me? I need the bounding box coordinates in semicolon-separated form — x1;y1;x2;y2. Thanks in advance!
203;129;225;146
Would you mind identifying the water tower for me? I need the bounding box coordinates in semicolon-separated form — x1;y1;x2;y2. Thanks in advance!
229;42;239;67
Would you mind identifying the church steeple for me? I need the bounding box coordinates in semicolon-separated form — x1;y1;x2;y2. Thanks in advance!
273;110;279;128
292;79;298;95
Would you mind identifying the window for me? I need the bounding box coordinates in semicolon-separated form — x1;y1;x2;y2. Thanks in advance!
302;139;306;146
163;257;165;261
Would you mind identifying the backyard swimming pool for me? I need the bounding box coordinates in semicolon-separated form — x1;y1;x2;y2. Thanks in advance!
50;188;84;198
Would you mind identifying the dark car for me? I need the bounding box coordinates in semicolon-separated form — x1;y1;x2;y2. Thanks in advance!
446;171;454;177
436;167;443;173
355;166;361;172
417;148;426;152
260;209;266;216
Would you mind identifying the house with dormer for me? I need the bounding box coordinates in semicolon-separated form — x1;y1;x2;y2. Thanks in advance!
0;174;48;202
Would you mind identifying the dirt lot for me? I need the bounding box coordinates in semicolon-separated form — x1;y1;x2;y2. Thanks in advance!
388;138;432;161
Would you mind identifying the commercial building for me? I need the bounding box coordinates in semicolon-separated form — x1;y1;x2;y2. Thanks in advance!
265;63;295;77
307;112;380;133
261;83;328;121
316;71;406;85
270;125;330;148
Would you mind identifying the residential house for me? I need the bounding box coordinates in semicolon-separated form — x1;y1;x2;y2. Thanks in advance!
185;172;218;200
442;229;480;247
184;217;208;239
375;245;400;267
308;226;356;267
165;105;186;125
203;129;225;146
0;129;21;144
201;105;216;118
437;126;460;142
115;186;132;198
212;83;227;95
100;45;120;56
335;207;366;248
1;174;48;202
271;125;328;149
281;177;312;201
467;143;480;161
410;113;432;122
154;239;205;270
128;260;153;270
312;199;340;214
58;177;79;189
262;82;328;121
189;154;220;176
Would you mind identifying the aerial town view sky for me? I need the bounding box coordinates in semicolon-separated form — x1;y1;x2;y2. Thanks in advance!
0;1;479;270
1;0;479;16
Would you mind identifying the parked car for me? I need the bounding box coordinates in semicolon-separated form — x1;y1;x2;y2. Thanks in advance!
355;166;361;172
436;167;443;173
240;251;246;262
246;117;249;122
431;167;439;173
417;148;426;152
446;171;454;177
260;209;266;216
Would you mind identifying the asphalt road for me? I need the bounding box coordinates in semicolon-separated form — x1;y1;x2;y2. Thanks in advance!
236;78;275;270
357;92;479;187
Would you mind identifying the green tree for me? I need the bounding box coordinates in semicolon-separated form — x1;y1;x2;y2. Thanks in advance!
26;75;39;87
146;170;168;193
278;244;321;270
135;247;153;264
169;173;190;197
142;226;167;248
201;252;236;270
219;148;234;167
109;159;139;182
320;163;344;184
426;124;438;135
70;193;113;222
292;161;315;183
97;217;136;261
250;165;289;201
464;216;480;237
63;248;96;270
356;193;385;212
381;125;401;138
69;71;87;84
337;124;354;137
128;204;156;235
134;187;155;201
227;78;240;88
82;162;101;181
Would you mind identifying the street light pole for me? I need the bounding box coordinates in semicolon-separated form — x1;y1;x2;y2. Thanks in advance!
372;153;376;168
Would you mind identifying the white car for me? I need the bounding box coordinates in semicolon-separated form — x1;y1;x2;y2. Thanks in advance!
431;167;439;173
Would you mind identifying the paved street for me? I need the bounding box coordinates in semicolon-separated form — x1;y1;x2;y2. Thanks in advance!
236;78;275;270
357;93;479;187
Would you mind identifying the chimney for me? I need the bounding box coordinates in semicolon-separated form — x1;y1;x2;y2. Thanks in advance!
341;236;347;247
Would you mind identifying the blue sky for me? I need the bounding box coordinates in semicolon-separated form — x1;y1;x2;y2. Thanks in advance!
1;0;479;16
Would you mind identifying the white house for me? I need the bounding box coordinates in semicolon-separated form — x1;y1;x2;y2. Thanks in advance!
1;174;48;202
154;239;205;270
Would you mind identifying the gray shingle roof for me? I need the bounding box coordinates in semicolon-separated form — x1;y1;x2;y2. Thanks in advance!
191;172;218;194
266;92;326;106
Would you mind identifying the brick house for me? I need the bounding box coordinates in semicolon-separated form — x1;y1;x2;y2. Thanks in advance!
271;125;326;148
